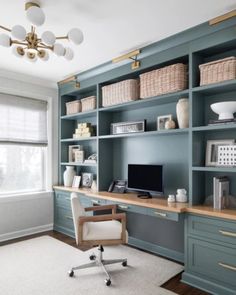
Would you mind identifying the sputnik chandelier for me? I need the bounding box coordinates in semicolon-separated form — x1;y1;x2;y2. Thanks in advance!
0;1;83;62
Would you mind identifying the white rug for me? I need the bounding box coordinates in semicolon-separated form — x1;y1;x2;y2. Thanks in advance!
0;236;183;295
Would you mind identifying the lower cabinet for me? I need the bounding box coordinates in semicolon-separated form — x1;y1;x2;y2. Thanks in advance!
182;214;236;295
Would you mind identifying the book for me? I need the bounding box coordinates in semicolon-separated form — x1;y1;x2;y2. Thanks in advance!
213;176;229;209
209;118;236;125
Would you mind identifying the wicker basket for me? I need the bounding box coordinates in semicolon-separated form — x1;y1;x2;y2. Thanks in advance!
140;63;187;99
81;96;96;112
66;100;81;115
199;56;236;86
102;79;139;107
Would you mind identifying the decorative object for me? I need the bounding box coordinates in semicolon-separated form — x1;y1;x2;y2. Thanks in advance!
205;139;235;166
167;194;176;203
72;176;81;188
73;122;94;139
218;145;236;166
111;120;146;135
63;166;76;187
176;98;189;128
81;96;96;112
0;1;83;62
68;145;83;162
199;56;236;86
91;180;98;192
66;100;81;115
210;101;236;120
176;189;188;203
140;63;187;99
157;115;172;130
84;153;97;164
165;119;176;130
102;79;139;107
213;176;230;209
81;173;93;188
74;150;85;163
112;49;141;70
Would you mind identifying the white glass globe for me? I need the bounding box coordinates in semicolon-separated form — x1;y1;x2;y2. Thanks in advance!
41;31;56;46
26;6;45;26
12;46;25;58
11;25;27;41
53;43;65;56
0;34;11;47
64;47;74;60
67;28;83;45
26;51;37;62
38;50;49;61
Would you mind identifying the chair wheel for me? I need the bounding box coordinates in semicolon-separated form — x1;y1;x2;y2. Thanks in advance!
89;254;96;261
122;261;127;267
105;279;111;286
68;270;74;277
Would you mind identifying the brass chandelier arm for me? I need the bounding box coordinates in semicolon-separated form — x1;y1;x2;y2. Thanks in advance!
11;40;28;46
37;43;53;50
55;36;68;40
0;25;11;32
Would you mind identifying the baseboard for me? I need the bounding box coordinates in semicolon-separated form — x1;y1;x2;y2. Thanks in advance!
0;224;53;242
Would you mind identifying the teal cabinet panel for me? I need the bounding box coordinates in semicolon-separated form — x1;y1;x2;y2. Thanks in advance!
54;190;71;209
54;206;74;231
188;214;236;246
186;237;236;289
146;208;179;222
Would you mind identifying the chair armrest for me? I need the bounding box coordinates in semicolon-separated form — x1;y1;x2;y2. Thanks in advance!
85;204;117;214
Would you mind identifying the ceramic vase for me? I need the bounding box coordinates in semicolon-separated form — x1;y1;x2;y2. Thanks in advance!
63;166;76;187
176;98;189;128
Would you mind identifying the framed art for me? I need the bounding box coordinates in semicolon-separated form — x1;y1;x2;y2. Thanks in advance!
81;173;93;188
157;114;172;130
68;145;83;162
72;176;81;188
205;139;235;166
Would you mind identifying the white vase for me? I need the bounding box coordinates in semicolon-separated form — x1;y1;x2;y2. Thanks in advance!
176;98;189;128
63;166;76;187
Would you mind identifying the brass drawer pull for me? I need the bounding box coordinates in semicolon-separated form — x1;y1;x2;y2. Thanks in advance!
118;205;129;209
92;199;100;204
65;197;70;201
154;212;167;217
219;262;236;272
65;215;73;220
219;230;236;238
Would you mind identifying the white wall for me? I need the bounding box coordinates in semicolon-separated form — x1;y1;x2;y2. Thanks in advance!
0;74;58;242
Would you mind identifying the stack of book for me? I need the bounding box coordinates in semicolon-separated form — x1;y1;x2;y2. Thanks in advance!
73;122;95;138
209;118;236;125
213;176;230;209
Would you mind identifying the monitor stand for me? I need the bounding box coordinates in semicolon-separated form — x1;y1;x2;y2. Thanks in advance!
137;192;152;199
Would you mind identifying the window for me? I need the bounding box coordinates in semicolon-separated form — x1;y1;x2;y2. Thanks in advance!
0;93;48;195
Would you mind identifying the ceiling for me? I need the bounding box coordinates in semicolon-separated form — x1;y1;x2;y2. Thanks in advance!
0;0;236;87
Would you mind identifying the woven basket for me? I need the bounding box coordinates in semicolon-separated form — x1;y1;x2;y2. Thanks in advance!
81;96;96;112
199;56;236;86
140;63;187;99
66;100;81;115
102;79;139;107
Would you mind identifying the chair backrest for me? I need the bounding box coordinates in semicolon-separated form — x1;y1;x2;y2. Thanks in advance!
71;192;86;245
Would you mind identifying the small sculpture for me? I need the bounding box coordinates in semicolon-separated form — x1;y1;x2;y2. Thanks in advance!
165;119;176;129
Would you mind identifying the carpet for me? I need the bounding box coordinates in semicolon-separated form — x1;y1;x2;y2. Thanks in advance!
0;236;183;295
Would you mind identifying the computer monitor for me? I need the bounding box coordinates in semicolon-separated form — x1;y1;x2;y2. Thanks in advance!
128;164;163;198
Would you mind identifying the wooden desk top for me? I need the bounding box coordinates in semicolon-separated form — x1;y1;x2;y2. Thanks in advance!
53;186;236;221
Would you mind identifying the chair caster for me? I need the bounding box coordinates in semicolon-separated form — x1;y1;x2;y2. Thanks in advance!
122;261;127;267
68;270;74;277
105;278;111;286
89;254;96;261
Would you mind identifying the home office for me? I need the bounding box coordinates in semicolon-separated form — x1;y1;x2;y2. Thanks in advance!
1;1;236;295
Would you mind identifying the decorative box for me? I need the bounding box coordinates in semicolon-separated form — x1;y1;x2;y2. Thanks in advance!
81;96;96;112
66;100;81;115
218;145;236;166
74;150;85;163
111;120;146;135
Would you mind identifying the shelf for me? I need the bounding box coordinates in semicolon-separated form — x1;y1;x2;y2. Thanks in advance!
61;137;97;142
99;128;189;139
60;162;97;167
192;80;236;95
192;124;236;132
98;89;189;112
192;166;236;173
61;110;97;120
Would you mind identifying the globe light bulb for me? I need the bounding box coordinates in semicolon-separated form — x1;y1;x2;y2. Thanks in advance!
26;5;45;26
41;31;56;46
12;46;25;58
0;34;11;47
38;49;49;61
53;43;65;56
11;25;27;41
67;28;83;45
64;47;74;60
26;51;37;62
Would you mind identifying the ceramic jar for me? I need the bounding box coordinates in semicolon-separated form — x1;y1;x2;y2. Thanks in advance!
63;166;76;187
165;119;176;130
176;188;188;203
176;98;189;128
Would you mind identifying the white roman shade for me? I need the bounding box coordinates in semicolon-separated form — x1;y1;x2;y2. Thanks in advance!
0;93;48;145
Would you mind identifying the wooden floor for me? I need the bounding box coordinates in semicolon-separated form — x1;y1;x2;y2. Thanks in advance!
0;230;210;295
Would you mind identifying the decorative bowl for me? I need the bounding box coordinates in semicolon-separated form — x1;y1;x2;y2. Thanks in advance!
210;101;236;120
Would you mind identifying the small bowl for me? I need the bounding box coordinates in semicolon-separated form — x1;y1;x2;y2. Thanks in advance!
211;101;236;120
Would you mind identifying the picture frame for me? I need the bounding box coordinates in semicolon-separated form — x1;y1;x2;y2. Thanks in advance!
68;145;83;162
81;173;93;188
72;176;81;188
205;139;235;166
157;114;172;130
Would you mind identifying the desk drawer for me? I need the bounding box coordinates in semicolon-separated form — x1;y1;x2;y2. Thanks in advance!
54;206;74;230
146;208;179;221
55;190;71;209
188;214;236;246
187;237;236;288
90;197;107;206
116;203;145;214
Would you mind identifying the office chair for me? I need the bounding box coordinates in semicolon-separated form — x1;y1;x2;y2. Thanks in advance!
68;192;128;286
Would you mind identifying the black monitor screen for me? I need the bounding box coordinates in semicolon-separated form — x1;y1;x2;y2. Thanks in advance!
128;164;163;193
